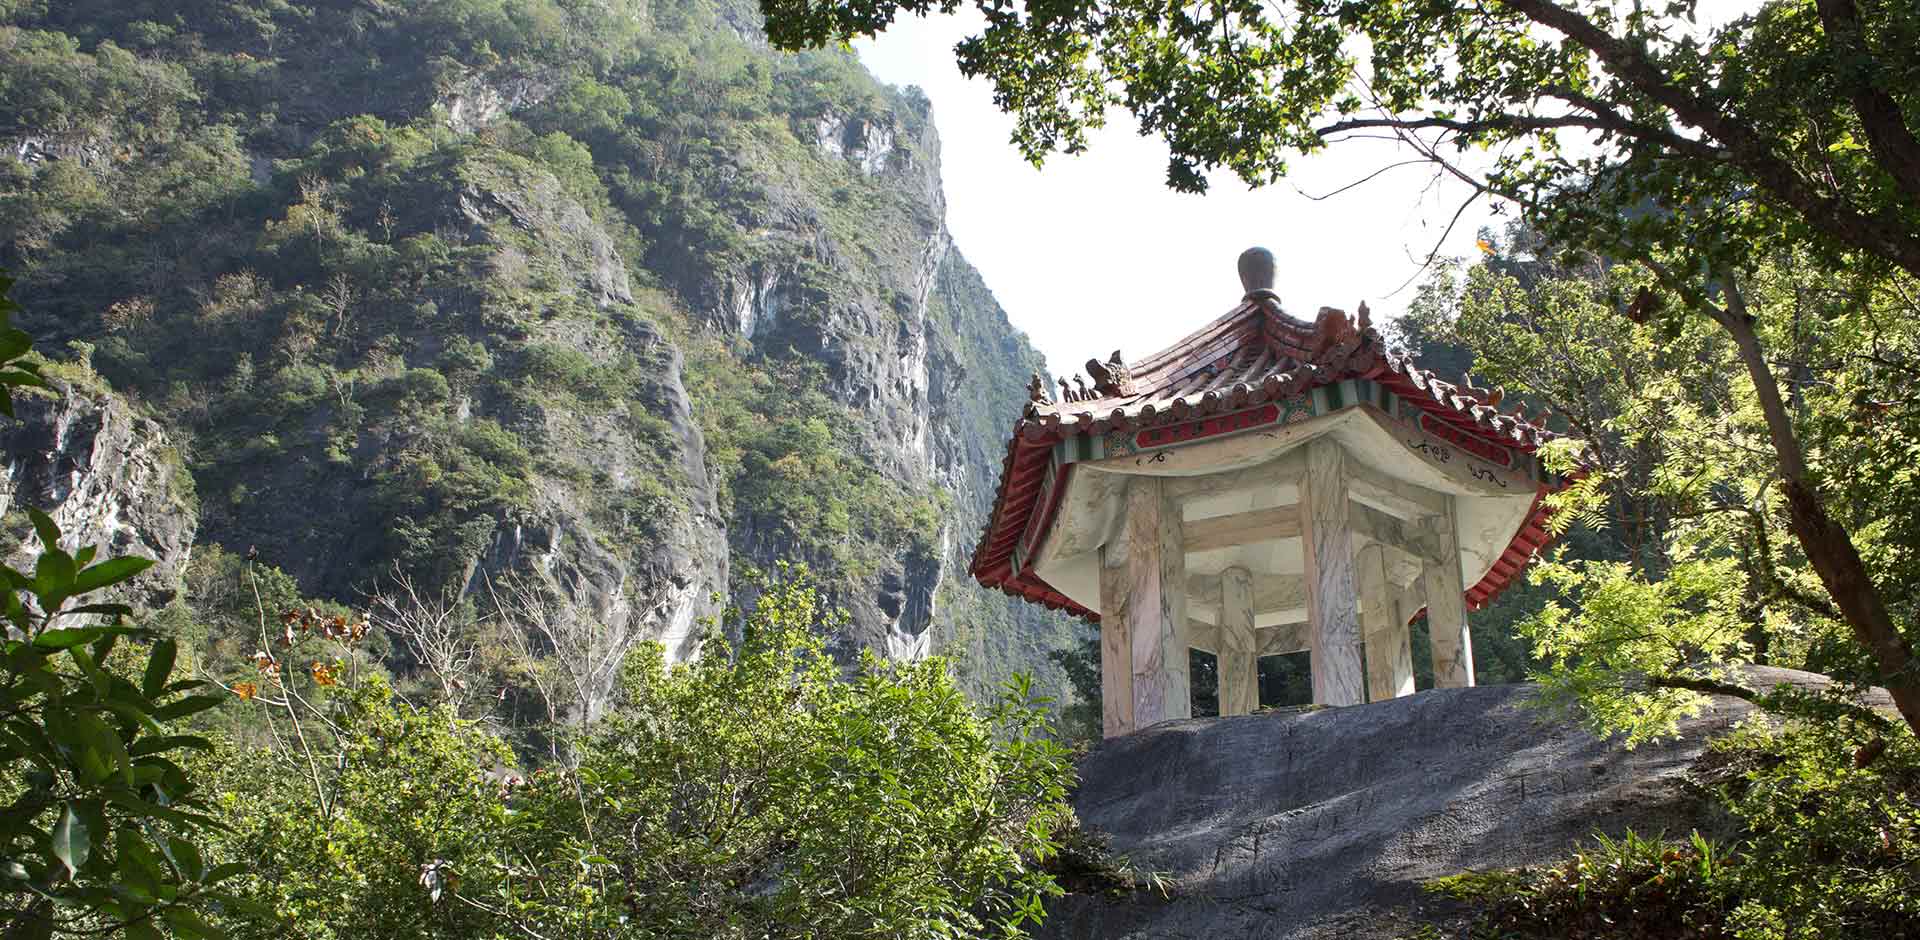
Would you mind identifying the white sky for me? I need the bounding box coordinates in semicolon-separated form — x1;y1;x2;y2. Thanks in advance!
852;2;1758;377
853;12;1498;378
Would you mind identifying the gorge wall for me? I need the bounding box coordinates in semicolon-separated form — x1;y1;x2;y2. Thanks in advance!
0;0;1075;697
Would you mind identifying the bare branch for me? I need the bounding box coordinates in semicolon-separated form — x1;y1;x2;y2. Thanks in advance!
487;570;629;763
1291;158;1430;201
368;563;482;712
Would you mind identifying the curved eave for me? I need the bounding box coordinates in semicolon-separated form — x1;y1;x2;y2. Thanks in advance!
1466;484;1556;610
969;440;1097;620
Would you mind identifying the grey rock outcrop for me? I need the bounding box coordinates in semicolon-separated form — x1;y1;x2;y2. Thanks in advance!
435;67;557;134
1045;681;1762;940
0;378;198;609
643;75;1066;672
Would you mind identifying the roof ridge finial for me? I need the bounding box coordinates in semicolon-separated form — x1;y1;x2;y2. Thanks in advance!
1238;246;1279;303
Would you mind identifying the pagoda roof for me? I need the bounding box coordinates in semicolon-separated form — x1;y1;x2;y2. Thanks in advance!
970;286;1569;622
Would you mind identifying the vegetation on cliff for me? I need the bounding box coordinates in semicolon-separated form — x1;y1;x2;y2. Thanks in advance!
0;0;1072;699
0;288;1078;936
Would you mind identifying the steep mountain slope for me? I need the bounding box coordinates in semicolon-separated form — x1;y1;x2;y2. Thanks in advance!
0;0;1072;696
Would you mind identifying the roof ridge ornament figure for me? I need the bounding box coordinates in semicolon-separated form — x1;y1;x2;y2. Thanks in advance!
1028;372;1051;404
1306;305;1363;365
1087;349;1136;398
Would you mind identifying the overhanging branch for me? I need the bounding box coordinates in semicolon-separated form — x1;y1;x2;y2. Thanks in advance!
1499;0;1920;277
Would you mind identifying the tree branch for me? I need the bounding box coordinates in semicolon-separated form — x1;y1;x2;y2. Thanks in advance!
1500;0;1920;278
1314;113;1605;140
1651;673;1895;733
1813;0;1920;202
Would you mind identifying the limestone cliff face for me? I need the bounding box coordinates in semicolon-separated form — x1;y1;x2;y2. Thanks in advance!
654;77;1063;675
184;153;732;665
0;377;197;609
0;0;1075;694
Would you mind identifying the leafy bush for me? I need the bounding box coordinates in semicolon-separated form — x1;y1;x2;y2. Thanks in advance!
202;567;1076;940
499;569;1075;938
1430;831;1733;940
1710;720;1920;938
1428;720;1920;940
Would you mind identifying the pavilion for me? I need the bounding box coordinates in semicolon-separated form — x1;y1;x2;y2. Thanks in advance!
971;248;1571;738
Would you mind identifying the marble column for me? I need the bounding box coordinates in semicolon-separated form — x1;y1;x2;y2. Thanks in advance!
1421;505;1476;688
1358;544;1415;701
1121;476;1190;728
1097;542;1135;738
1301;441;1366;706
1218;566;1258;716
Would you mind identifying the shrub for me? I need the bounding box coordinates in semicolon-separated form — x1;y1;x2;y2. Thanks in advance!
1427;720;1920;940
498;569;1076;939
1429;831;1732;939
202;568;1076;940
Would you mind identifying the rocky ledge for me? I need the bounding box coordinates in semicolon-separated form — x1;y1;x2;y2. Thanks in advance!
1041;676;1820;940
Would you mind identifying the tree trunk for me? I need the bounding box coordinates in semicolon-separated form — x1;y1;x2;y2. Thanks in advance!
1717;301;1920;738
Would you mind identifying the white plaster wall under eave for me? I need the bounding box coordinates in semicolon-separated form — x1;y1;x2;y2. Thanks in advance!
1029;406;1540;614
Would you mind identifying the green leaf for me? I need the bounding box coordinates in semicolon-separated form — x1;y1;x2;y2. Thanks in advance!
153;695;227;722
90;630;119;666
163;907;225;940
73;556;155;596
124;920;164;940
118;829;168;895
129;735;213;757
69;711;131;785
26;508;60;553
203;862;248;885
67;644;110;697
143;639;178;699
166;836;204;882
51;804;90;877
32;627;107;650
0;368;48;390
34;548;76;597
0;329;28;362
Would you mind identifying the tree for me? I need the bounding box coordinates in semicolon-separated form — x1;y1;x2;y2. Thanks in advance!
367;564;486;715
760;0;1920;736
1397;228;1730;578
1413;239;1920;743
486;569;628;758
497;569;1074;939
209;677;513;940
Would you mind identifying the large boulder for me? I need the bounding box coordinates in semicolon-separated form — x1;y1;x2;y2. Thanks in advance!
1044;680;1771;940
